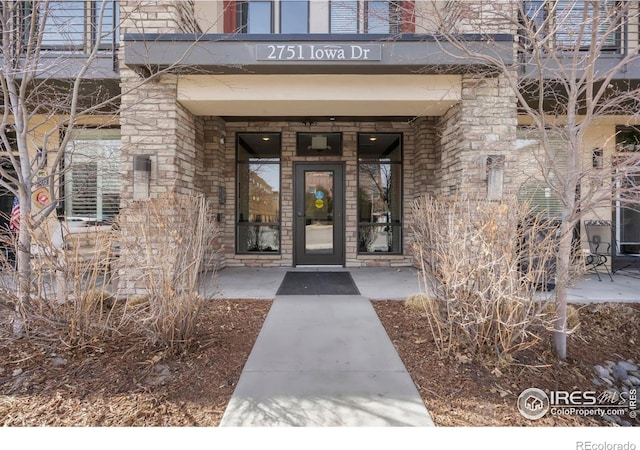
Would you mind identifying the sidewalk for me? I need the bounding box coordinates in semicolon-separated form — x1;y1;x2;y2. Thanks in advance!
207;266;640;303
219;294;434;427
213;266;640;427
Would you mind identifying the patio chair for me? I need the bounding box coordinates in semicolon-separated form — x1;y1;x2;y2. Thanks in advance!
584;220;614;282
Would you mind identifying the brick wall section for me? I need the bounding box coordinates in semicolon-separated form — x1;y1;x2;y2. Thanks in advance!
412;117;437;195
117;2;205;296
198;117;227;268
120;1;200;34
439;0;517;34
435;73;517;197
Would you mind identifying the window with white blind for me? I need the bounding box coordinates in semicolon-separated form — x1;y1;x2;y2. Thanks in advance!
523;0;621;52
516;127;568;219
64;128;121;222
554;0;619;50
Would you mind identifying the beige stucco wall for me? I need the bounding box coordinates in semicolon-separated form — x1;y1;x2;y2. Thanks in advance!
177;74;462;117
516;115;640;254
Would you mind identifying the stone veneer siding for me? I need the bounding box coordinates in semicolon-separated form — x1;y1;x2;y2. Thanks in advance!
117;1;209;296
435;73;517;196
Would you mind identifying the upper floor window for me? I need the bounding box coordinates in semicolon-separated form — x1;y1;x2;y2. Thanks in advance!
235;0;401;34
522;0;622;52
330;0;401;34
10;1;119;51
238;1;309;34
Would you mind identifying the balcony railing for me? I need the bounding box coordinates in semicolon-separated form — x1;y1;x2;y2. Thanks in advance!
1;1;120;74
521;0;632;55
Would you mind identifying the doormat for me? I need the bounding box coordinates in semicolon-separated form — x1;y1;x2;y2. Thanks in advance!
276;272;361;296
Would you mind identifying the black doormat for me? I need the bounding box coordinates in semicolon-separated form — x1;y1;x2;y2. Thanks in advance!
276;272;361;295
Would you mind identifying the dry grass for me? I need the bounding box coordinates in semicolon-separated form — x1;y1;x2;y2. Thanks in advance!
114;193;220;352
0;193;220;354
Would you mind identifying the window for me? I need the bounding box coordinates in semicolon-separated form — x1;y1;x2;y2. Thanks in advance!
235;1;401;34
515;127;567;219
522;0;621;52
0;128;18;235
330;1;400;34
357;133;402;254
554;0;619;50
330;1;359;33
615;126;640;255
238;1;309;34
237;133;281;253
14;1;118;51
281;1;309;33
238;0;273;33
366;1;401;34
64;128;121;222
296;132;342;156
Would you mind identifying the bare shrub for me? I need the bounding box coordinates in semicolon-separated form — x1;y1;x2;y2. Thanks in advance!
409;194;563;361
119;193;219;352
0;218;121;346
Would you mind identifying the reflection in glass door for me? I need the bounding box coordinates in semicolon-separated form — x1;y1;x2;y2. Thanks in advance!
294;164;345;265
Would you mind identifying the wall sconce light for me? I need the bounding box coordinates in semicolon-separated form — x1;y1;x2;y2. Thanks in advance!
592;148;604;169
133;155;151;200
486;155;505;200
218;186;226;205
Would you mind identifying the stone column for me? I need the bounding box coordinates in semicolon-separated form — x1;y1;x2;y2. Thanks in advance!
435;73;517;198
116;1;210;296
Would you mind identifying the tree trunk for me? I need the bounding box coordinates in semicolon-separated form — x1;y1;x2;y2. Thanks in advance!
553;217;574;361
13;191;32;336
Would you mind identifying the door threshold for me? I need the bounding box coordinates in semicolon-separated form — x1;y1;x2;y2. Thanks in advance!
291;265;346;271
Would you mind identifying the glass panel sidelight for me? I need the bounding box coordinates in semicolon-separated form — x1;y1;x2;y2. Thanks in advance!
304;171;334;254
358;133;402;254
236;133;281;253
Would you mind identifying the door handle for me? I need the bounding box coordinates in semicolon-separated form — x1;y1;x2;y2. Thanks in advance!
297;212;305;217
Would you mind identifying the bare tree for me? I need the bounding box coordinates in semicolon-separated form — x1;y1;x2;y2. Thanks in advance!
413;1;640;359
0;1;223;334
0;1;122;331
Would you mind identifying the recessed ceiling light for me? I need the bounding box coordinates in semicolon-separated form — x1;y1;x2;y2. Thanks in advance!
369;136;377;141
262;136;270;141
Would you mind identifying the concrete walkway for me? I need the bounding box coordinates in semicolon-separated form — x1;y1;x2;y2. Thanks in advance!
219;294;434;426
212;266;640;427
206;266;640;303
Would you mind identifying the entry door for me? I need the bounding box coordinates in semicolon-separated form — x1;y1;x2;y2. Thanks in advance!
294;163;345;265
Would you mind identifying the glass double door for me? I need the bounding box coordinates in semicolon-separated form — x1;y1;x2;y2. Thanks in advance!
294;163;345;266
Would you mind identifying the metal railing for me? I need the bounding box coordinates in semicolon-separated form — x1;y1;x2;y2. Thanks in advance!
1;1;120;70
520;1;631;55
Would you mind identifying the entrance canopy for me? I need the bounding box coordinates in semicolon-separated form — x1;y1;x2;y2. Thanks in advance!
177;74;461;117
